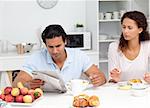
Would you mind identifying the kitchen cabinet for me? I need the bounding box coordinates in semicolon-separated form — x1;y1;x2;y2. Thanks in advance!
97;0;150;78
98;0;130;78
0;52;30;71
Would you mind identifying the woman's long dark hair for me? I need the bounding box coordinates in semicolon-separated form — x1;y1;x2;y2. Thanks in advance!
119;11;150;52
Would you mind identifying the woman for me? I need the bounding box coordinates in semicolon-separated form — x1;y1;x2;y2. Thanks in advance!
108;11;150;83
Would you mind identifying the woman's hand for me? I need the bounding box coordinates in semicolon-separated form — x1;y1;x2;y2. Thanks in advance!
109;68;121;83
144;73;150;84
24;79;45;89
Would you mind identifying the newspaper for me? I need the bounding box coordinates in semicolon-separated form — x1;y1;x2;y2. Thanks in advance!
32;71;67;93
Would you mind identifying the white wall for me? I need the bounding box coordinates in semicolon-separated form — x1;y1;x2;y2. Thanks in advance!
86;0;98;51
0;0;86;47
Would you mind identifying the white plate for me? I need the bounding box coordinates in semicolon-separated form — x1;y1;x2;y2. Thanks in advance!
9;102;33;106
70;106;98;108
131;83;149;90
117;81;149;90
9;96;42;106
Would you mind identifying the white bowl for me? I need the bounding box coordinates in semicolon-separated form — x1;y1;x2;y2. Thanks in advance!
132;83;148;90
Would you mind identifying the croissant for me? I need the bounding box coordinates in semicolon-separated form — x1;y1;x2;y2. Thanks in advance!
88;95;100;106
129;79;142;84
73;94;89;107
73;94;100;107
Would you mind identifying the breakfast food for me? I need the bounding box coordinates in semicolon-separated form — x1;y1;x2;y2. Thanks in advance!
0;82;43;103
118;85;132;90
128;79;142;84
73;94;89;107
88;95;100;107
73;94;99;107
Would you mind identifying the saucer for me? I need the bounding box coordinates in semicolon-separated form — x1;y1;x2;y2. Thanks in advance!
131;83;148;90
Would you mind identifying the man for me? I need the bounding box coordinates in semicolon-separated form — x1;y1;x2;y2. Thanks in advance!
12;24;106;89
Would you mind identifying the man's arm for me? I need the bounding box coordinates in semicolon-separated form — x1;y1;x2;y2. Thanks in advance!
85;64;106;87
12;70;32;87
12;71;44;89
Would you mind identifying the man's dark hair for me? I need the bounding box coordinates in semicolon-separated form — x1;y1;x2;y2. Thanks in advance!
41;24;67;44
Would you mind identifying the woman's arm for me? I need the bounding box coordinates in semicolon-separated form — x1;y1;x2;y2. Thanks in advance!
108;42;121;81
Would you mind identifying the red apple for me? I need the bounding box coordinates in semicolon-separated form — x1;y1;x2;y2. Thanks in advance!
28;89;35;95
34;91;41;99
34;88;43;96
20;87;28;95
5;94;14;102
4;87;12;95
0;94;5;100
23;95;33;103
15;95;23;103
30;93;35;101
11;88;20;96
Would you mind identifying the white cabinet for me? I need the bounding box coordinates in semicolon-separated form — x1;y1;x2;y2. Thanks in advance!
98;0;130;78
86;51;99;66
99;0;130;39
98;0;149;78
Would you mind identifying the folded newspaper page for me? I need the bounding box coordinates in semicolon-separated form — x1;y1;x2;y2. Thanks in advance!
32;71;67;93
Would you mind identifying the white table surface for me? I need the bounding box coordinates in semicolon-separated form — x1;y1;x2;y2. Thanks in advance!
6;83;150;108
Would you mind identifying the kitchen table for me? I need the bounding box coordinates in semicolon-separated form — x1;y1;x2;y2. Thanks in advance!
5;83;150;108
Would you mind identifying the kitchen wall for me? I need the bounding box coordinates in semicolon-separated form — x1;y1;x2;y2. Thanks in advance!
0;0;86;50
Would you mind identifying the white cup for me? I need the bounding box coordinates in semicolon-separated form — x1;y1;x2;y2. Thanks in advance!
1;40;8;53
120;10;126;18
66;79;90;96
105;12;112;20
112;11;119;19
99;12;104;20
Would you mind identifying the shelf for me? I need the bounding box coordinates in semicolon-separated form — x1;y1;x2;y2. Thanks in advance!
99;59;108;63
99;0;128;1
99;39;117;42
99;19;120;22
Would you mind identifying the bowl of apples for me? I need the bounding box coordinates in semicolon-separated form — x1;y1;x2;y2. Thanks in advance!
0;82;43;106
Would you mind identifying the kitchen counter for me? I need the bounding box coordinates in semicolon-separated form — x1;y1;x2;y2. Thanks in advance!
0;51;32;71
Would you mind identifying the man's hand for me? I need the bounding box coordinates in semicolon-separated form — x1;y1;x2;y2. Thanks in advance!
12;71;45;90
25;79;45;89
85;64;106;87
89;72;105;87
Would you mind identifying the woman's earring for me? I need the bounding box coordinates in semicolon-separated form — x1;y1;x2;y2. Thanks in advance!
65;41;67;45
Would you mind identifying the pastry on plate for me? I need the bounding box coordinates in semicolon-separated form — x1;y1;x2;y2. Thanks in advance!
128;79;142;85
73;94;100;107
73;94;89;107
88;95;99;106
